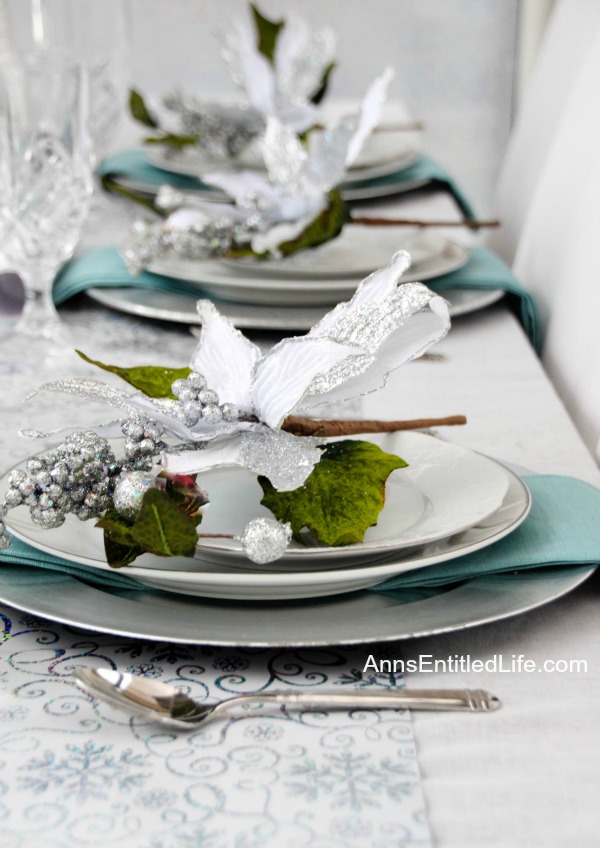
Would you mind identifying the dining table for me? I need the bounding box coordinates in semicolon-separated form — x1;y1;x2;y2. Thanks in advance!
0;163;598;848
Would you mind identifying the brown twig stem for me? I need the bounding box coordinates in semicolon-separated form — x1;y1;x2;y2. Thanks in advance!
349;216;500;230
281;415;467;437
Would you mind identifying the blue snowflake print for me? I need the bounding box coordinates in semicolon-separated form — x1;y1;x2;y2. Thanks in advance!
212;655;250;673
335;667;404;689
137;788;178;808
19;740;151;802
285;750;414;810
150;822;222;848
0;704;29;722
126;663;164;679
243;722;284;741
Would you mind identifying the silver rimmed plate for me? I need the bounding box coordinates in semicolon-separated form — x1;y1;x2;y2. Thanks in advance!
86;286;505;329
147;240;469;306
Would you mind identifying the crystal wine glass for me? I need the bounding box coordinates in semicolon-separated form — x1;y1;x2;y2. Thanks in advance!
0;53;93;370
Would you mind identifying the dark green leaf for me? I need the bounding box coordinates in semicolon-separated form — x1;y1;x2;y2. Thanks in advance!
76;350;191;399
100;175;165;216
227;189;350;260
96;504;144;568
311;61;336;105
130;488;202;558
251;3;284;63
143;132;200;149
259;440;408;546
129;89;158;128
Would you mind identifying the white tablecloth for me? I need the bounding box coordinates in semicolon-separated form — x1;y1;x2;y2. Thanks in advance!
1;187;598;847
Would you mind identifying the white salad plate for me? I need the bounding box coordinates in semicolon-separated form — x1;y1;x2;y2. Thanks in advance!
148;239;469;307
220;229;449;280
86;285;505;330
3;434;515;599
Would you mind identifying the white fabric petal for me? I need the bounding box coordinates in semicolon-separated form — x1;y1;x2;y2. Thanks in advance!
225;19;276;115
252;336;363;429
274;16;310;87
346;66;394;166
191;301;262;413
164;434;244;476
263;116;308;189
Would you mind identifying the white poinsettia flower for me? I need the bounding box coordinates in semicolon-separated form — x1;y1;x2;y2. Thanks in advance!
163;68;395;258
28;252;450;491
221;9;336;132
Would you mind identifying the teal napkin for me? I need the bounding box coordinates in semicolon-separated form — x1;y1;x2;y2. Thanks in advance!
1;476;598;595
0;535;145;590
53;244;540;348
53;245;214;303
427;245;541;352
371;475;600;591
99;149;477;221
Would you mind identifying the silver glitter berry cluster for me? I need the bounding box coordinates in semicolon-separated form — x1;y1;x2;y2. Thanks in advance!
162;93;265;160
120;415;166;470
122;210;266;276
0;432;120;546
171;371;238;427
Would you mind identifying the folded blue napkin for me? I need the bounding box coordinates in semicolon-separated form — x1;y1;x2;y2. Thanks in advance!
98;149;477;221
1;476;598;595
53;244;541;348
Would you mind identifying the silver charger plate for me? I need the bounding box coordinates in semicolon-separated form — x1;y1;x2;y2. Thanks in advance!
0;564;592;647
86;286;505;330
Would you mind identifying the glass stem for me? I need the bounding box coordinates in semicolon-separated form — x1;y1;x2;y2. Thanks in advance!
15;274;64;340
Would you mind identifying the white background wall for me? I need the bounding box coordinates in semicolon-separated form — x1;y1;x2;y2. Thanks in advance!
128;0;520;214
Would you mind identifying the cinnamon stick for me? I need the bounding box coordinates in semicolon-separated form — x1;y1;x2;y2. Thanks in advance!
281;415;467;437
349;216;500;230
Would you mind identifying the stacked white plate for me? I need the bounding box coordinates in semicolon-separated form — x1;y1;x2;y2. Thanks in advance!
4;433;529;602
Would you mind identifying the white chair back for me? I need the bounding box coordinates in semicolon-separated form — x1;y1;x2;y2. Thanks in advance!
491;0;600;461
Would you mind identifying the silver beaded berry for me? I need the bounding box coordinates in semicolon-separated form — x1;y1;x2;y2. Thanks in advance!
0;432;120;548
171;371;238;427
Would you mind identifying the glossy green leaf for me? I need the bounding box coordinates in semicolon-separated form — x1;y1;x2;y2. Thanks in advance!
259;440;408;546
251;3;284;63
228;189;350;260
129;88;158;128
76;350;191;399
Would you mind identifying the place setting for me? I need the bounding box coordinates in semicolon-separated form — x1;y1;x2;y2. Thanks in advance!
1;2;600;846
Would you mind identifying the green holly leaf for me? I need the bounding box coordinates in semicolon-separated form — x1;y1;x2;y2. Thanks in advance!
258;440;408;546
251;3;284;63
311;61;336;105
130;488;202;558
76;350;191;399
96;504;144;568
228;189;350;260
96;489;202;567
129;88;158;128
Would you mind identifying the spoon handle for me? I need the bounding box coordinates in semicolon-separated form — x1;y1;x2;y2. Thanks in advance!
234;689;500;713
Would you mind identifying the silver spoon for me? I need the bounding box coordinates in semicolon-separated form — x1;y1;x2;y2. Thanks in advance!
73;668;500;730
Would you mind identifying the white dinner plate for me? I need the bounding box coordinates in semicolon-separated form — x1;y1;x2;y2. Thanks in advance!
0;468;562;638
148;240;469;306
86;286;505;329
221;228;448;280
145;147;419;185
4;435;514;599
